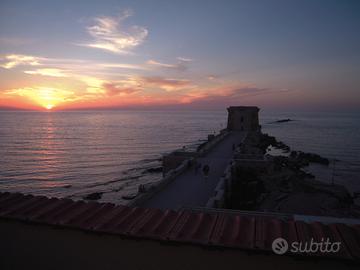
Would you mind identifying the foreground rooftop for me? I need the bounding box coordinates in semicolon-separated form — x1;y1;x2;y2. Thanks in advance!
0;191;360;268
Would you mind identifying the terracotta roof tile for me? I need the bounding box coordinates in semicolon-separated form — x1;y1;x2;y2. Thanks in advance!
0;191;359;262
336;223;360;260
210;214;255;249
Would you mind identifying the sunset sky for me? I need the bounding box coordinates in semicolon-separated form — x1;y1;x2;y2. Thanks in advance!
0;0;359;111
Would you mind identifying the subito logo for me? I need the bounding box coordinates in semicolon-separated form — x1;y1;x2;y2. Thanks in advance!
272;238;289;255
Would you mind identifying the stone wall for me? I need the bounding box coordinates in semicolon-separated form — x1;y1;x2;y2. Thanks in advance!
162;129;229;174
162;152;196;174
206;160;235;208
205;155;270;209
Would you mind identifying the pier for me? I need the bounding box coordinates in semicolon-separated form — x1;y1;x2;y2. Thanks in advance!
134;106;260;209
141;131;246;209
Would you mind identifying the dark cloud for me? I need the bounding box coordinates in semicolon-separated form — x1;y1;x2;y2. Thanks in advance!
146;59;189;72
186;87;293;109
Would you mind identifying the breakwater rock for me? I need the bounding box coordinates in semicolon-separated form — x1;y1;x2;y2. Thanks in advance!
227;131;357;218
271;118;294;123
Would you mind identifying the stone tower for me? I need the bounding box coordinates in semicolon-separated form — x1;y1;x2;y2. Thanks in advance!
227;106;260;131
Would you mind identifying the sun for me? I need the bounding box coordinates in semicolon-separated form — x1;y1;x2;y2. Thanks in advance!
7;87;70;110
45;104;54;110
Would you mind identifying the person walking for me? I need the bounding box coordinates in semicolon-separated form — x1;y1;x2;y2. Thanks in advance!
202;164;210;180
194;161;201;175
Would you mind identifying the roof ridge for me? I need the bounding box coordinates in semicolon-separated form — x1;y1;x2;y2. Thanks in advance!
0;191;358;261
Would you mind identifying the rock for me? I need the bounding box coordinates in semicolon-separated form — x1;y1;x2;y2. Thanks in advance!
113;186;124;192
196;141;207;151
275;194;288;202
273;119;293;123
297;151;329;165
144;167;163;173
258;133;291;153
122;193;137;200
84;192;103;200
276;141;290;152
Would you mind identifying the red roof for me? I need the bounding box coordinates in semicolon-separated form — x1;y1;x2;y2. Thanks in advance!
0;192;359;262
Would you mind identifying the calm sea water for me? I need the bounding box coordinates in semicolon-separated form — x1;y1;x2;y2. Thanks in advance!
0;111;227;204
0;110;359;204
261;111;360;196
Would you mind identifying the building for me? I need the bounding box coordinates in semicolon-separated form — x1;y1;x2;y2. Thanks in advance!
0;192;359;269
227;106;260;131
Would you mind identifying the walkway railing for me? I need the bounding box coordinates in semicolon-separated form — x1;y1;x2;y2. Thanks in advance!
128;158;194;207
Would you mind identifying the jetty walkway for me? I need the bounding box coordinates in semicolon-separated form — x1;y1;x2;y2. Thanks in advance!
141;131;246;210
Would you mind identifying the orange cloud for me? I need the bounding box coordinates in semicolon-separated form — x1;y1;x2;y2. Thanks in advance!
102;82;140;96
0;54;42;69
3;86;79;109
142;76;192;91
24;68;68;77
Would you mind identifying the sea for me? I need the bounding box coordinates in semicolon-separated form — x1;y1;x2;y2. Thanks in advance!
0;110;359;204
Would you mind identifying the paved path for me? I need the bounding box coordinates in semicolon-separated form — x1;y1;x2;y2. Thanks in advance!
141;131;246;210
